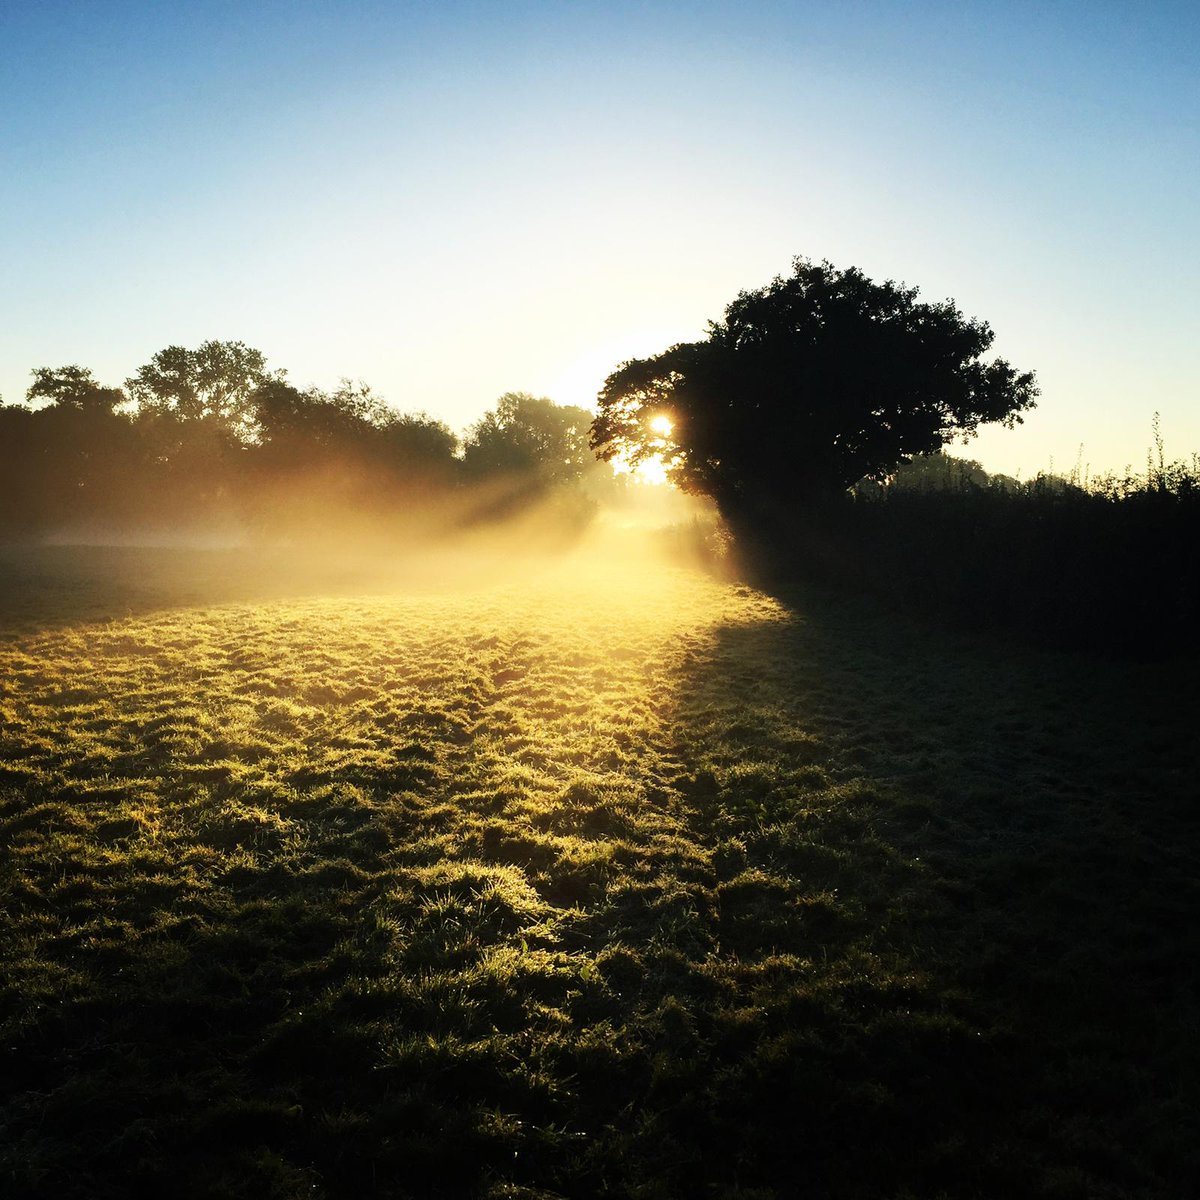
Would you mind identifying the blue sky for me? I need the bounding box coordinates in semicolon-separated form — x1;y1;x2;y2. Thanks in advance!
2;0;1196;477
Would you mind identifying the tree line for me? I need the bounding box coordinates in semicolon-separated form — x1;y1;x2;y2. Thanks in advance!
6;256;1194;654
0;343;610;542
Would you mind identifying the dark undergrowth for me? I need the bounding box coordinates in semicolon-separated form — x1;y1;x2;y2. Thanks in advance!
1;546;1196;1198
737;457;1200;660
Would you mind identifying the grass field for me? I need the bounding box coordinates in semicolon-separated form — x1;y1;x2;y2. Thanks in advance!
1;537;1197;1198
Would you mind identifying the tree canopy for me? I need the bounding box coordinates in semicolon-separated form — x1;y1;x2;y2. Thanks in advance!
1;348;599;541
126;340;281;440
462;392;596;486
590;258;1038;525
252;377;457;479
27;365;125;413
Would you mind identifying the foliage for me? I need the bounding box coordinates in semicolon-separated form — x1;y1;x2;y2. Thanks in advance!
244;379;462;541
592;257;1038;525
0;546;1196;1198
125;340;282;440
0;354;596;543
252;377;390;447
888;448;993;491
250;378;455;476
768;447;1200;657
377;411;460;478
26;365;125;413
462;392;597;486
0;372;144;536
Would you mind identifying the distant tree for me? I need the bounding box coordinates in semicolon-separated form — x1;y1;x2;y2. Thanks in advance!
463;392;596;486
244;376;461;538
852;452;1020;499
126;340;281;440
253;378;372;454
890;451;990;492
253;378;456;469
0;366;141;532
27;365;125;413
591;258;1038;529
323;379;394;432
378;412;459;478
0;404;42;534
252;378;325;446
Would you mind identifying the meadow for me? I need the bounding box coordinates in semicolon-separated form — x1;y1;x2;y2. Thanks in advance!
1;535;1196;1198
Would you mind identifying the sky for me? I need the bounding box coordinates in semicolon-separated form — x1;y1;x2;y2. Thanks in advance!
1;0;1196;479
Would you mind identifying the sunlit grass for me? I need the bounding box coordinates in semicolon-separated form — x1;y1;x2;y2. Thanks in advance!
0;541;1196;1198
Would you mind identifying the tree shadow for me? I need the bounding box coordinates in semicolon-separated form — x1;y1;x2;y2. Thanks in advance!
657;581;1200;1195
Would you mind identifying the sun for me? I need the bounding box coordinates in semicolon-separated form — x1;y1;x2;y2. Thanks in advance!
649;414;673;438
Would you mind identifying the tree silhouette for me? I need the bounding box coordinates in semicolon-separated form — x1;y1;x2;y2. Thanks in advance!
0;367;140;533
27;365;125;413
253;378;456;473
591;258;1038;529
241;376;462;539
889;451;990;493
377;412;458;481
253;378;376;457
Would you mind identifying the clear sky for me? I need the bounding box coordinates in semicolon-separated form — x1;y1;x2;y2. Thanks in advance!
2;0;1196;478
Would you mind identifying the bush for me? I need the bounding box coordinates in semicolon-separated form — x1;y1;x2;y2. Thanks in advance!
746;452;1200;659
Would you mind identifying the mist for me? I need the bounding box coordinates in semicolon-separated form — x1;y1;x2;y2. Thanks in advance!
1;350;727;583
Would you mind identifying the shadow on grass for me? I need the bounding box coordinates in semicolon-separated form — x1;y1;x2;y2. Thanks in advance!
664;584;1200;1198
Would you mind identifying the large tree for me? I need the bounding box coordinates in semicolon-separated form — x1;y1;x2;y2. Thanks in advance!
590;258;1038;525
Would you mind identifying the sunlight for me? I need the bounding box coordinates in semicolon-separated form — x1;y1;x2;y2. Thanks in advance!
635;454;670;486
543;331;700;414
605;411;676;485
609;447;672;486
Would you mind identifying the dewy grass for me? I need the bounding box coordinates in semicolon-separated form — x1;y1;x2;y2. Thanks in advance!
0;544;1196;1198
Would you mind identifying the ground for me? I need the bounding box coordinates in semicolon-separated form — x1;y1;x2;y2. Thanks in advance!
0;538;1196;1198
